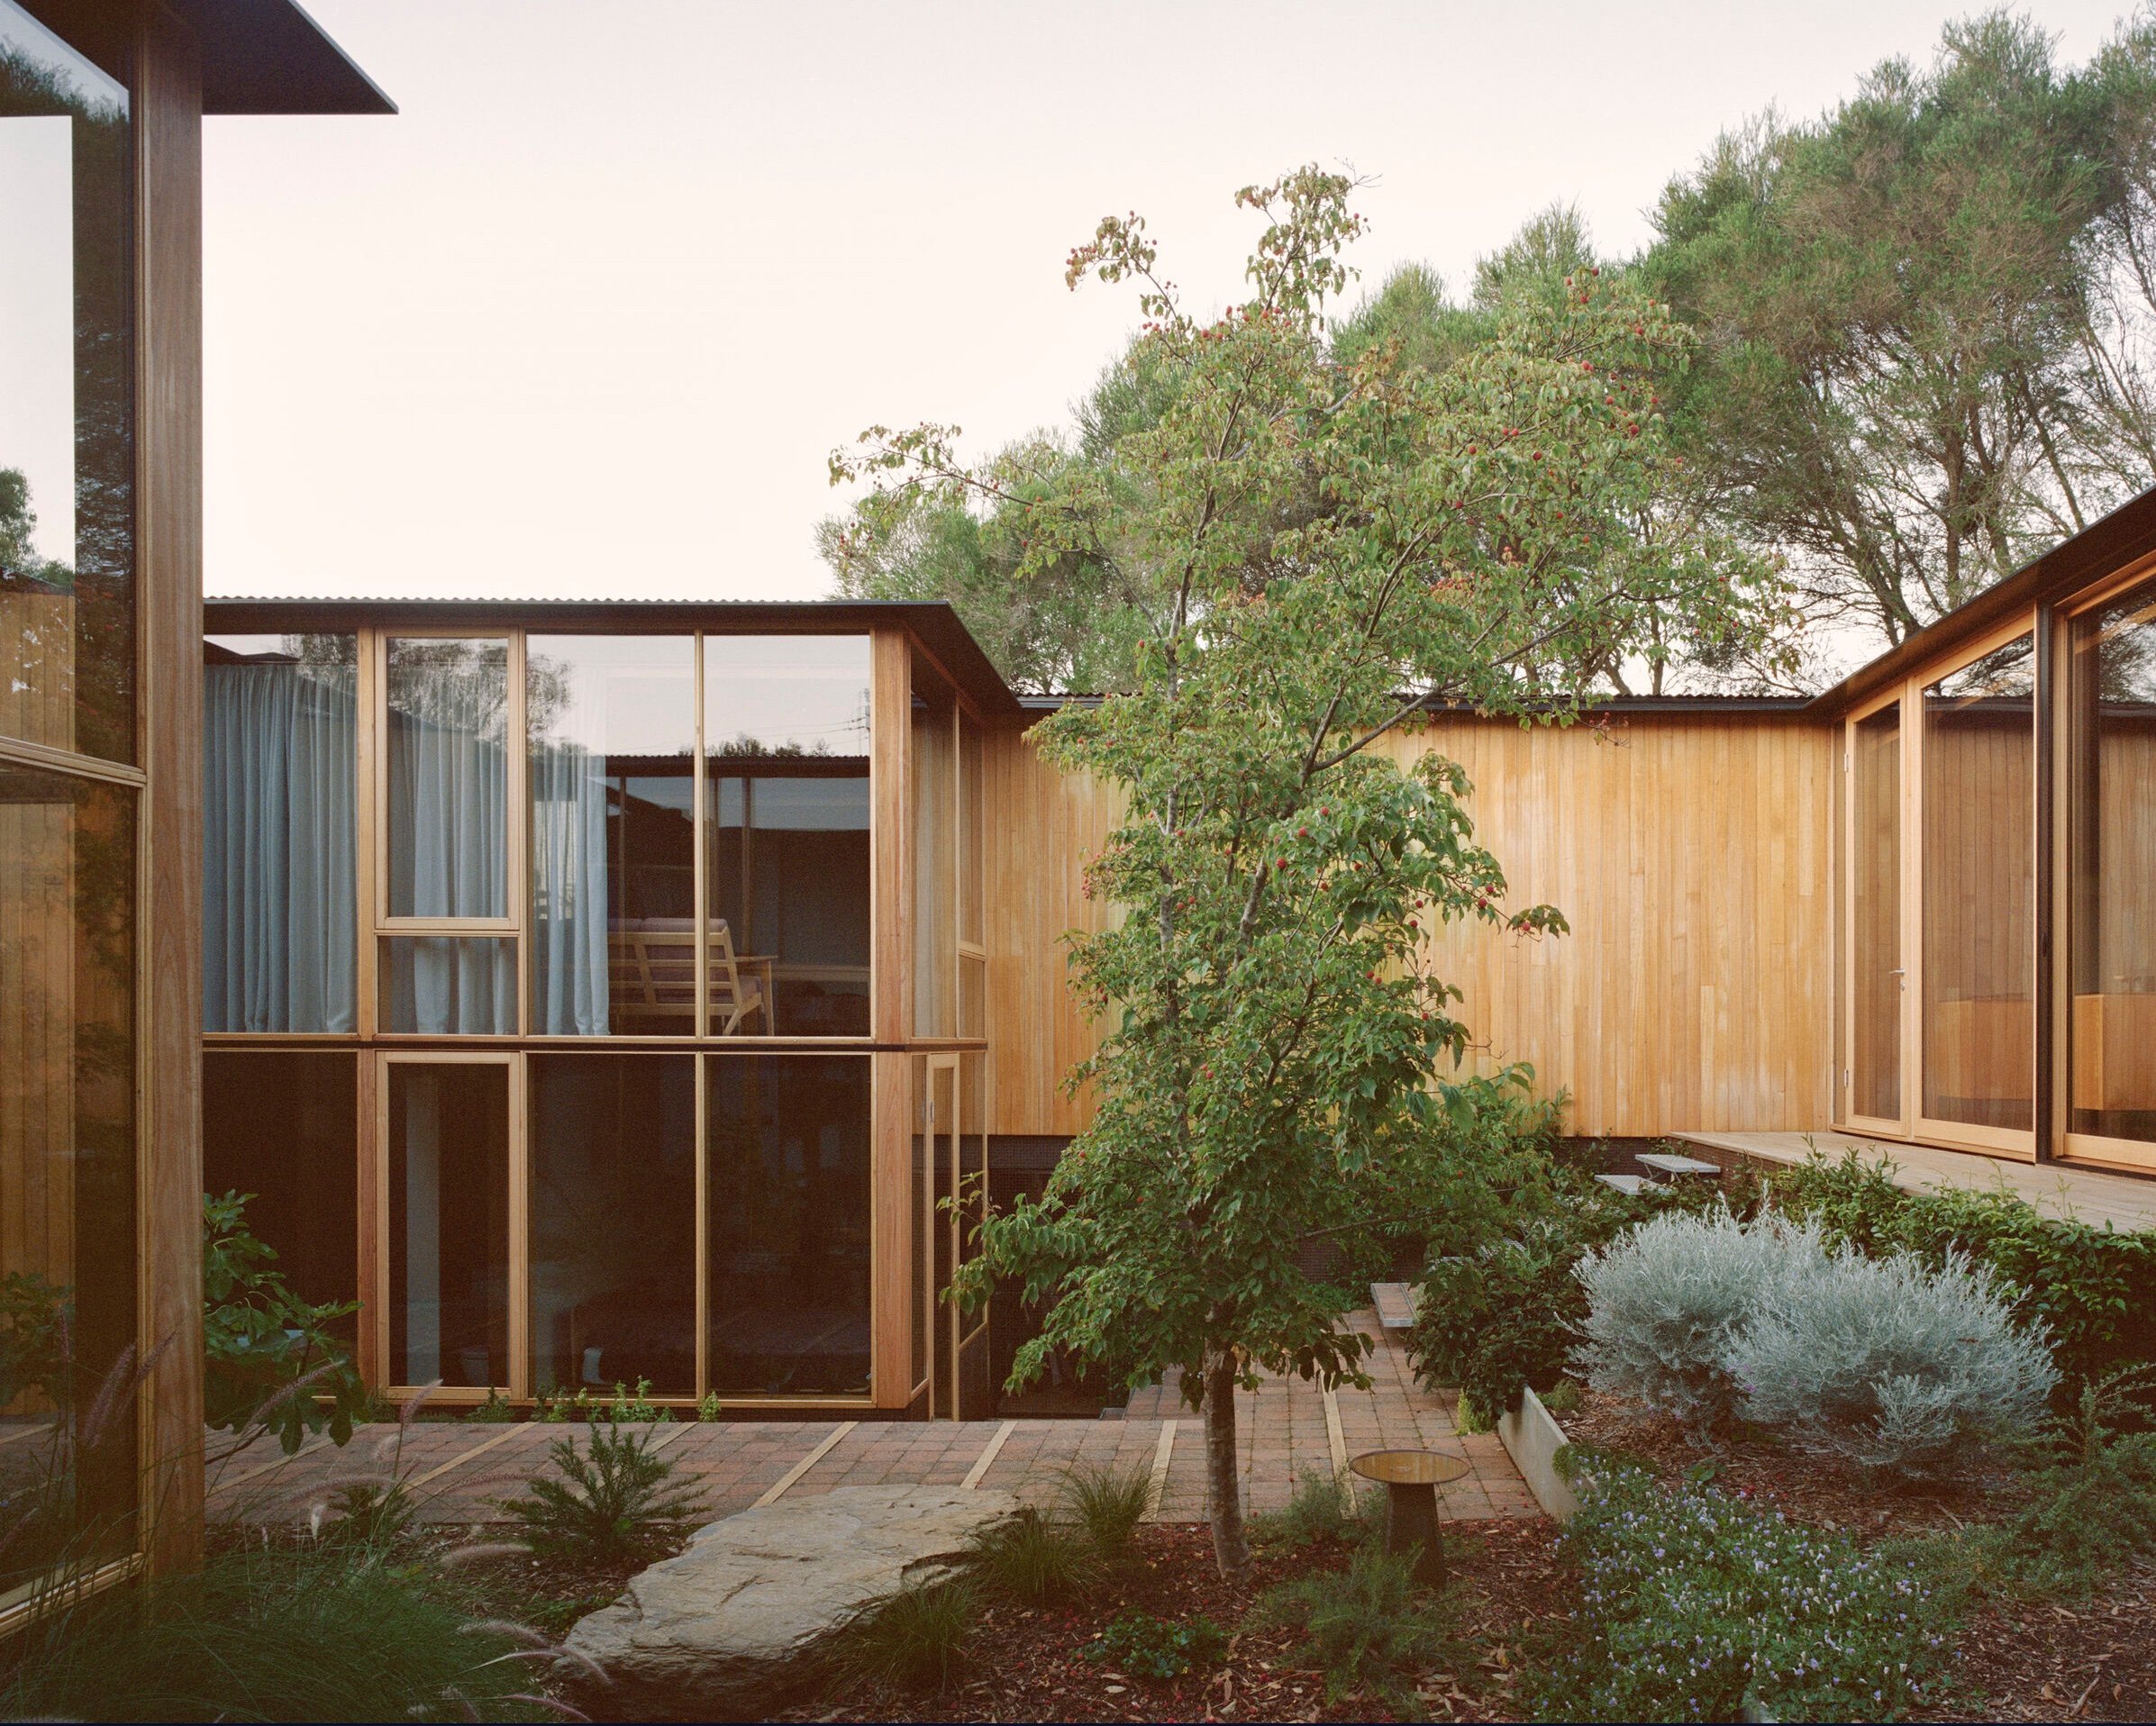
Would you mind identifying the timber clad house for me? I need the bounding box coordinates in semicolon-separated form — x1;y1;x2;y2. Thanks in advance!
4;0;2156;1607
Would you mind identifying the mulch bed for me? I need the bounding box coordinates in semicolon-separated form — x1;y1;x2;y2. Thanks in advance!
771;1517;1566;1724
1913;1585;2156;1723
1558;1385;2015;1539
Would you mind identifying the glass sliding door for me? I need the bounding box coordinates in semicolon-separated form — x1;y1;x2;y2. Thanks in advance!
954;1051;990;1420
704;637;871;1037
706;1056;871;1396
1847;700;1905;1127
1920;636;2036;1141
386;1058;514;1393
529;1054;695;1395
2070;576;2156;1158
204;1052;358;1327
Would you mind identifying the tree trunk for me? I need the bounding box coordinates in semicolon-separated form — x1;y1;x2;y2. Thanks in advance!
1204;1357;1249;1577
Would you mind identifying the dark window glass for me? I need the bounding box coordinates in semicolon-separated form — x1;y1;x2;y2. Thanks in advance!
707;1056;869;1396
388;1063;509;1388
530;1054;696;1396
527;636;695;1036
705;637;870;1037
1923;637;2035;1131
203;635;358;1031
0;765;135;1580
2071;579;2156;1144
204;1052;357;1325
0;1;133;764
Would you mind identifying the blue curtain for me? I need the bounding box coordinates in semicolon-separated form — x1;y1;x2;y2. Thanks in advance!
531;740;610;1034
203;661;358;1032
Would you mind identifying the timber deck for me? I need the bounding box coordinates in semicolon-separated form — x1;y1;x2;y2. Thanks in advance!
206;1310;1535;1531
1676;1130;2156;1233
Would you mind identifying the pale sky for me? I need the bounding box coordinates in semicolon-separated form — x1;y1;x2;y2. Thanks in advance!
202;0;2134;604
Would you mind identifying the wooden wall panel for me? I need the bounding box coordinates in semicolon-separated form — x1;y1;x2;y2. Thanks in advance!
983;714;1835;1140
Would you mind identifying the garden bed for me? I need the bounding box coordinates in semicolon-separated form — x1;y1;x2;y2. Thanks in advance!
1555;1384;2016;1539
763;1516;1565;1725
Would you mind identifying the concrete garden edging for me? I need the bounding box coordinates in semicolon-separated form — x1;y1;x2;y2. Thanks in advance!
1494;1385;1578;1522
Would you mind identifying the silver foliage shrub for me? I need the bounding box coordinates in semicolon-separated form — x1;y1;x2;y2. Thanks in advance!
1571;1210;1824;1441
1726;1246;2056;1478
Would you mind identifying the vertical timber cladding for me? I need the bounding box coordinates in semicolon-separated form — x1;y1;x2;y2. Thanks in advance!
981;712;1835;1141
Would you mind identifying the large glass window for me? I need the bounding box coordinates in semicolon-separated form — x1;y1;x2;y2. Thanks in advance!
387;1062;509;1388
1922;637;2035;1131
2070;578;2156;1146
530;1055;696;1395
707;1056;870;1396
0;765;135;1580
526;636;695;1035
912;659;956;1038
204;1052;357;1324
704;637;871;1037
204;635;358;1032
382;935;514;1034
0;3;132;765
1851;702;1902;1122
387;638;509;922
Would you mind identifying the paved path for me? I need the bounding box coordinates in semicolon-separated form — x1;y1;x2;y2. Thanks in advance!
206;1310;1535;1531
1678;1129;2156;1232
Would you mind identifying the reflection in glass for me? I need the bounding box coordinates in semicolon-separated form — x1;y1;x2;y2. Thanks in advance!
960;715;984;950
0;2;133;763
2070;578;2156;1143
1923;637;2035;1131
388;1063;508;1387
527;636;694;1035
387;639;508;920
705;637;870;1037
954;1052;990;1418
1851;703;1902;1121
382;936;514;1034
708;1057;870;1395
531;1056;695;1394
913;660;956;1038
204;1052;357;1325
0;766;135;1585
204;635;357;1031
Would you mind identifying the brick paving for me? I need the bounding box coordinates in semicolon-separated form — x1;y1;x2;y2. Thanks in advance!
207;1312;1536;1531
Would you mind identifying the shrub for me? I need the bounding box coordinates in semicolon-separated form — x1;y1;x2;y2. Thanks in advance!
1250;1467;1377;1549
465;1389;513;1423
828;1577;977;1694
967;1506;1097;1603
1529;1458;1955;1722
203;1192;367;1456
1773;1149;2156;1393
0;1545;532;1721
1082;1608;1230;1680
501;1425;705;1567
1729;1247;2056;1477
1573;1210;1819;1441
1948;1368;2156;1599
1061;1463;1151;1563
1262;1541;1456;1704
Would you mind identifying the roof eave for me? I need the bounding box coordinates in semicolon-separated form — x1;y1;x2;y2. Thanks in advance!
175;0;395;115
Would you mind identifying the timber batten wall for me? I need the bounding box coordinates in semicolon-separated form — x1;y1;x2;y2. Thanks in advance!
981;713;1834;1141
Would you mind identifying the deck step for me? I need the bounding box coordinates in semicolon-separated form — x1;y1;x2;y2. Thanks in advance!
1370;1282;1419;1330
1636;1151;1721;1180
1597;1172;1648;1195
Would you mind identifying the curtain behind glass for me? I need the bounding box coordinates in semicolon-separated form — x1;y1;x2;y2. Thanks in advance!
531;739;609;1034
204;660;357;1031
387;649;514;1031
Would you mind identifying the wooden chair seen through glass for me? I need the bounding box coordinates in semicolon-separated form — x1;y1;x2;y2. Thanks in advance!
703;635;872;1037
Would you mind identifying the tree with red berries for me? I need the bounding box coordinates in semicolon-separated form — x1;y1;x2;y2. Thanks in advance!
839;167;1788;1576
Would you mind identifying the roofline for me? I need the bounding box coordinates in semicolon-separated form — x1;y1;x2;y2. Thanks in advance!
1806;481;2156;717
203;595;1026;719
175;0;396;115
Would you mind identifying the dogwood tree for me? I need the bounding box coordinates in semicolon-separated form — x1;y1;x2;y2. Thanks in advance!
838;168;1788;1576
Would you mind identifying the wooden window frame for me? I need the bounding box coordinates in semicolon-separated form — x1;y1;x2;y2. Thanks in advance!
1838;680;1911;1140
